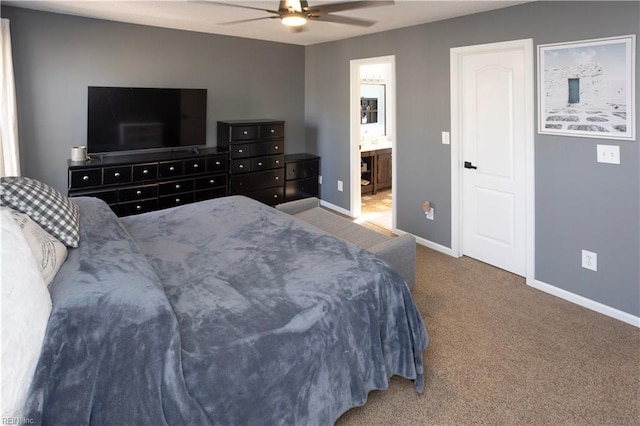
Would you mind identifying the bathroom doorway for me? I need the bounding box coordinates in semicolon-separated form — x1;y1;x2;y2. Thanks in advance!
349;56;396;230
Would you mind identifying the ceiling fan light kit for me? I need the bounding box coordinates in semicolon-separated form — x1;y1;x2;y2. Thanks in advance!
281;12;307;27
210;0;395;31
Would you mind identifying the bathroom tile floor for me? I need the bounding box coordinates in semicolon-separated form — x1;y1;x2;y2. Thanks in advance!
359;189;392;230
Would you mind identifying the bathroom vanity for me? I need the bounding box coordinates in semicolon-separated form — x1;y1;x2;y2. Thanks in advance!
361;144;391;195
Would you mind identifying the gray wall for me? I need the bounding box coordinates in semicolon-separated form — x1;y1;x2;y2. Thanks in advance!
1;6;305;194
3;3;638;317
305;1;639;316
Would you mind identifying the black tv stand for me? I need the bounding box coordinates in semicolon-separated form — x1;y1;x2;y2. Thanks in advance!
67;147;229;217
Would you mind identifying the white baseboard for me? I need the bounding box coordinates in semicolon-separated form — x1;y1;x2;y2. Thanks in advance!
390;232;639;328
319;200;353;217
407;234;639;328
393;229;456;257
529;279;640;328
317;200;638;329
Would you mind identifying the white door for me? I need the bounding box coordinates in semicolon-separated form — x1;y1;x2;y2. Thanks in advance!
459;44;529;276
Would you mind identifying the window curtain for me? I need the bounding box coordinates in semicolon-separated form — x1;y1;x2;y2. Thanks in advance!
1;18;21;177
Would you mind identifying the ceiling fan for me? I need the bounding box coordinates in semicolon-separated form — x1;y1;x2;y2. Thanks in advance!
202;1;395;31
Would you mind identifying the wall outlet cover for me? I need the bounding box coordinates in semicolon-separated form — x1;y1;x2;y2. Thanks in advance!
337;180;343;192
581;249;597;272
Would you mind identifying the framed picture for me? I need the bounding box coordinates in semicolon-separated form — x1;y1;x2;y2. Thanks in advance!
538;35;636;140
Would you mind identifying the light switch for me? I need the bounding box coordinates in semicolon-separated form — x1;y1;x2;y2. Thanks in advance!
441;131;450;145
597;144;620;164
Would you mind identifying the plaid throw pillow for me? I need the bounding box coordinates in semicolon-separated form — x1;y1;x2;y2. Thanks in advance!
1;177;80;247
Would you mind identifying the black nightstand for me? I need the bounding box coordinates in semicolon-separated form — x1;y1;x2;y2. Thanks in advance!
284;154;320;202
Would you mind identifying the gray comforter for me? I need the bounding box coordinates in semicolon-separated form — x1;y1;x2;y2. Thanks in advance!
26;196;428;425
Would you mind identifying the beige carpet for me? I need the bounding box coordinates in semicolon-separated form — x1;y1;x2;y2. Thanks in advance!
336;245;640;425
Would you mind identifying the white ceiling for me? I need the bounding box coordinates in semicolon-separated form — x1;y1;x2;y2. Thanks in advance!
4;0;534;46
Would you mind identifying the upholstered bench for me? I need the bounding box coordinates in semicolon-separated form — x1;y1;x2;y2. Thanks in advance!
275;197;416;290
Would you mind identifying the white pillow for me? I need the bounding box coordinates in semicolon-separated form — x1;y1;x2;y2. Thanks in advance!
1;210;52;419
2;208;68;286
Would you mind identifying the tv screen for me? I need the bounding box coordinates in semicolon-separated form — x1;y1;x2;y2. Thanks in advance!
87;87;207;154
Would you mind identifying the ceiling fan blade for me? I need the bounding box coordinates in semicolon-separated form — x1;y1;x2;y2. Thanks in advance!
191;1;279;15
307;0;394;14
219;16;279;26
312;14;376;27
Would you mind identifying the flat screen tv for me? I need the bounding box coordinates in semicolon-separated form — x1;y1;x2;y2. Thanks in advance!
87;87;207;155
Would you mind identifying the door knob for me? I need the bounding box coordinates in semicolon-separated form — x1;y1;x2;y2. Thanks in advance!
464;161;477;169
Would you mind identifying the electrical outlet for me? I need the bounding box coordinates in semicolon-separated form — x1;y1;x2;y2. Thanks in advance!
425;208;434;220
318;175;322;185
581;249;597;272
337;180;343;192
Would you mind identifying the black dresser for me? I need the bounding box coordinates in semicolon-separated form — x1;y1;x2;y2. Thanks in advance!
284;154;320;202
67;147;229;216
217;120;285;206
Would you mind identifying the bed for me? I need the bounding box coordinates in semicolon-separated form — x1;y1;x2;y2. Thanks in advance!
7;190;427;425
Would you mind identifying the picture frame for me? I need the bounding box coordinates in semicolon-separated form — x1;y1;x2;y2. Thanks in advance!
538;35;636;141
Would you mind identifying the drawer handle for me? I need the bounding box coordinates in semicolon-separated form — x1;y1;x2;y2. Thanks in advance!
114;172;120;178
193;163;199;168
169;166;175;171
136;205;142;211
209;179;215;184
239;164;244;169
274;145;279;150
175;184;181;189
270;129;275;133
274;176;279;180
215;161;221;165
257;162;263;166
143;169;149;175
243;130;248;135
82;175;90;181
273;194;278;198
238;149;243;153
175;198;181;203
136;190;142;196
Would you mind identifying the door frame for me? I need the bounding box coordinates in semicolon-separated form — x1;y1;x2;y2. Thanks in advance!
450;38;535;284
349;55;396;227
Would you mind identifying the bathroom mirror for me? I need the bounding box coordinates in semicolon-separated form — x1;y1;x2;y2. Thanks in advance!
360;84;386;138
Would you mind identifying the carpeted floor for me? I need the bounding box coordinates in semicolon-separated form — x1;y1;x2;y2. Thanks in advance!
336;244;640;425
